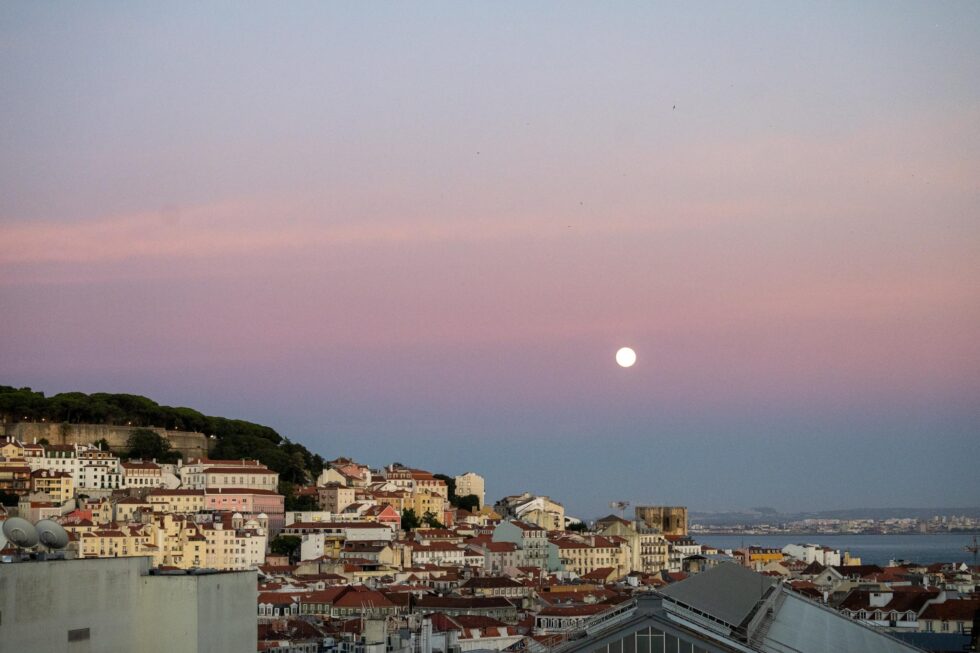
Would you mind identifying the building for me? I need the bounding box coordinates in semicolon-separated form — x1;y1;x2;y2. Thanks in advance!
120;460;167;488
283;521;395;561
147;488;206;513
634;505;688;536
782;542;842;567
318;482;356;513
0;457;32;495
600;519;669;574
0;556;255;652
553;563;922;653
454;472;486;508
551;534;631;579
180;458;279;491
204;487;285;535
492;519;561;571
494;493;565;531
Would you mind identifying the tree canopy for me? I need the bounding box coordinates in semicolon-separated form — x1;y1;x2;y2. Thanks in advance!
0;386;325;495
422;511;445;528
456;494;480;513
269;535;302;560
126;429;182;463
401;508;422;531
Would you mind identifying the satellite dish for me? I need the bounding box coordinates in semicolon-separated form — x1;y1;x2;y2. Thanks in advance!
2;517;39;549
35;519;69;549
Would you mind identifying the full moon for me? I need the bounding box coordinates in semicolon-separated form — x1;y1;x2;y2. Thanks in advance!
615;347;637;368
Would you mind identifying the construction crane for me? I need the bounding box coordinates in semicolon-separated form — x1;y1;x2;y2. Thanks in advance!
966;535;978;566
609;501;630;518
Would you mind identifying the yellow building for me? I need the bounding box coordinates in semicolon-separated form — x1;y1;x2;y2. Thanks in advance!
552;534;631;579
318;483;356;513
741;546;784;570
0;458;32;496
600;520;668;573
0;437;25;459
147;488;206;514
115;497;153;522
30;469;74;503
408;489;448;520
454;472;486;508
78;525;163;566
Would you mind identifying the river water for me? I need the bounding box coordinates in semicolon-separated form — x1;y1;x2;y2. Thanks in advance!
693;532;978;566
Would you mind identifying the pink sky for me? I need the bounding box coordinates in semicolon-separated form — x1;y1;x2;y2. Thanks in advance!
1;3;978;514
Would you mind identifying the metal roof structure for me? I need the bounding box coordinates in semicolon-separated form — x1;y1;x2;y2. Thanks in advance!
764;591;925;653
659;562;777;629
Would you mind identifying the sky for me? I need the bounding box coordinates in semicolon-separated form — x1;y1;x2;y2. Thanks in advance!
1;2;978;518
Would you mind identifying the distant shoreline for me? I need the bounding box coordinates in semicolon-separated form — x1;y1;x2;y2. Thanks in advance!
693;530;980;536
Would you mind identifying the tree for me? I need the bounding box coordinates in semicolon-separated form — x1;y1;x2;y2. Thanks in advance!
456;495;480;513
94;438;111;451
126;428;181;463
0;490;19;507
280;481;318;511
269;535;302;560
567;521;589;533
401;508;421;531
422;511;445;529
37;437;50;446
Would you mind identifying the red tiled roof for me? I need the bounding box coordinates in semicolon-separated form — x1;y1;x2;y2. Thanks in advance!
204;467;277;475
581;567;616;581
287;521;386;529
333;587;395;608
258;592;298;605
920;599;980;621
205;488;282;496
122;462;161;469
148;489;204;496
538;604;613;617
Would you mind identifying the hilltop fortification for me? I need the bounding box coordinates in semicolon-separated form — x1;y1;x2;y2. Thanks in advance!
1;421;210;460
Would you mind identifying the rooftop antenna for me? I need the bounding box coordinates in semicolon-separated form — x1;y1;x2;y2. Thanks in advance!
2;517;40;552
609;501;630;519
36;519;70;550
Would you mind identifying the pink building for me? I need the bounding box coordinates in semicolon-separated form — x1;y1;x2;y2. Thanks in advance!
205;488;285;535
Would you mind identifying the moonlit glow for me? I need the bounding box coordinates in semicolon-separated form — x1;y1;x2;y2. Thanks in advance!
616;347;637;368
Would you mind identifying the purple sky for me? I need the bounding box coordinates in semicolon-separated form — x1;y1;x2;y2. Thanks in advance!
2;3;978;517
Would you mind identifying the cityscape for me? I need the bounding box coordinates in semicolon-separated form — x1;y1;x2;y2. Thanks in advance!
691;515;980;536
2;3;979;653
1;390;979;652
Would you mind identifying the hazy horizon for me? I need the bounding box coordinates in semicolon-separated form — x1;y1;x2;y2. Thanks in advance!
2;3;978;518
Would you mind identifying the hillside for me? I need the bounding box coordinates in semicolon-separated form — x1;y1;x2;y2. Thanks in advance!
0;386;325;505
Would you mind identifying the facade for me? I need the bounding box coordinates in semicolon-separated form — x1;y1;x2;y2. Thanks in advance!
180;458;279;491
318;482;356;513
782;542;842;566
600;520;669;573
552;534;631;579
204;487;285;534
0;556;255;653
454;472;486;508
284;521;395;561
494;493;566;531
0;458;33;495
148;488;206;513
120;461;169;488
493;519;561;571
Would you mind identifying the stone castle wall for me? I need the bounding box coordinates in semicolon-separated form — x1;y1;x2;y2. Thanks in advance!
2;422;211;460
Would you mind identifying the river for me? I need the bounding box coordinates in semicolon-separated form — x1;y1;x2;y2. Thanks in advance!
693;532;978;566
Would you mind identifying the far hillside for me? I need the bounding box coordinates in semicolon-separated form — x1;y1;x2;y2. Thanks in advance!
0;385;325;507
